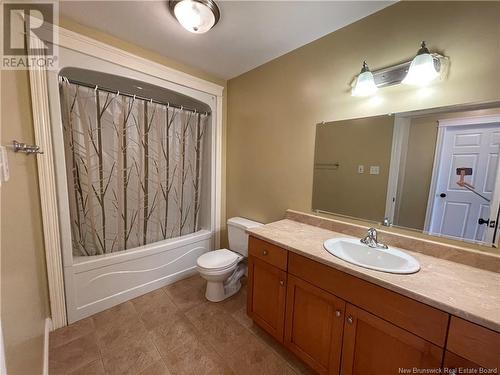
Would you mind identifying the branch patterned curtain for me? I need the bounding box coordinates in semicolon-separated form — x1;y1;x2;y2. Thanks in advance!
60;81;208;256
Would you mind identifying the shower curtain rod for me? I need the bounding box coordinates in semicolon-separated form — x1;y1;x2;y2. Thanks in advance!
60;76;210;115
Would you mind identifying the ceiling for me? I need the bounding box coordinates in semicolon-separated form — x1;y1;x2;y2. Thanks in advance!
60;1;393;80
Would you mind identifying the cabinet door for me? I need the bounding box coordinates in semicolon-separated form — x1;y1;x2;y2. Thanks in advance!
247;255;287;342
284;274;345;375
341;304;443;375
443;351;482;375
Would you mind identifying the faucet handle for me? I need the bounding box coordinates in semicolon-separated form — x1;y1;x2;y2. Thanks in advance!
367;227;377;241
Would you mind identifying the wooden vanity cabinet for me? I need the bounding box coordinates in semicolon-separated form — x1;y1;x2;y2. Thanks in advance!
341;304;443;375
443;351;482;374
247;237;288;342
446;317;500;369
284;274;345;375
246;236;500;375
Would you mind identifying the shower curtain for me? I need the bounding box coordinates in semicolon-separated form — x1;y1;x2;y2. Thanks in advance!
60;81;208;256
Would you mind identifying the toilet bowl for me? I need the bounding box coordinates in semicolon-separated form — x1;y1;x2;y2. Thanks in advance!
197;217;262;302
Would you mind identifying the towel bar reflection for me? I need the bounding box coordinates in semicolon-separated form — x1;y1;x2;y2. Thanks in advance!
314;162;340;170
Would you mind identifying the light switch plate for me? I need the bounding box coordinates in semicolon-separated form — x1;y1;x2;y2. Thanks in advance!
357;165;364;174
370;166;380;175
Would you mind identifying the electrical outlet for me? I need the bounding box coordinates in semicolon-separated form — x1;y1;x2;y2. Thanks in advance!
370;166;380;175
357;165;364;174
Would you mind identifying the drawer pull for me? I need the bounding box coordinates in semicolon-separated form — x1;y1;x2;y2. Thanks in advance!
335;310;342;318
347;316;353;325
279;280;285;286
262;250;268;256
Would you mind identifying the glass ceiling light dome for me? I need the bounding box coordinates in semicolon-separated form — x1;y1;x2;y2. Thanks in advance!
169;0;220;34
352;61;378;97
402;41;439;86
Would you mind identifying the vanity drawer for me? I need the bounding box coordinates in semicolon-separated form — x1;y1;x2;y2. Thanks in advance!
248;236;288;271
447;317;500;369
288;253;449;346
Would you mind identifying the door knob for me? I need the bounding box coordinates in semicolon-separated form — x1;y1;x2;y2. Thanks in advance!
335;310;342;318
347;316;353;324
439;193;446;198
262;250;268;256
478;218;490;225
279;280;284;286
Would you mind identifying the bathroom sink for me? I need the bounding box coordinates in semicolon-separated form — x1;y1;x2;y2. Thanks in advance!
323;237;420;274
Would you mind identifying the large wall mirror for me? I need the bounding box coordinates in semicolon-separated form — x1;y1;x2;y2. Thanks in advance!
312;102;500;248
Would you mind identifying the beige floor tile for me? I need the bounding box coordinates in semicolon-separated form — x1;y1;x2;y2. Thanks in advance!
49;333;100;375
50;317;95;349
231;306;254;329
67;359;105;375
225;333;296;375
185;302;252;354
95;315;148;355
151;317;199;355
92;301;138;330
132;289;180;330
101;335;161;375
217;286;247;314
138;360;173;375
161;335;232;375
163;275;206;311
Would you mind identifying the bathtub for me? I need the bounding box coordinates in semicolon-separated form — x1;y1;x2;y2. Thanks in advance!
63;229;212;323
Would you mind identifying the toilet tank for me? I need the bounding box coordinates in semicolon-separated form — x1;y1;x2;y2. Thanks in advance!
227;217;263;257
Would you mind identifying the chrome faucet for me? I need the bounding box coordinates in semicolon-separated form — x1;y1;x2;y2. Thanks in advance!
360;228;388;249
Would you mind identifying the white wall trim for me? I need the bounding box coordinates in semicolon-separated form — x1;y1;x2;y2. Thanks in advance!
29;22;224;328
438;114;500;127
28;34;68;329
385;116;410;223
43;318;52;375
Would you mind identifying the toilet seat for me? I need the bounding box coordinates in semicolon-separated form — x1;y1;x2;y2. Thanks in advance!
196;249;241;271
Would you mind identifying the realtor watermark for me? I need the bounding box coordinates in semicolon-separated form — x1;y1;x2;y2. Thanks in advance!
399;368;498;374
1;1;58;69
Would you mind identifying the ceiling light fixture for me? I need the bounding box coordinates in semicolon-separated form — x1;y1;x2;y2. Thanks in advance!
352;61;378;97
169;0;220;34
402;41;440;86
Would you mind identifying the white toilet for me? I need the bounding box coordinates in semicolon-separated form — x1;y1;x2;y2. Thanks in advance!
197;217;263;302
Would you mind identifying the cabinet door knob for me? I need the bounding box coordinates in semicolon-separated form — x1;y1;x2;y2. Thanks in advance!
347;316;353;324
279;280;284;286
262;250;268;256
335;310;342;318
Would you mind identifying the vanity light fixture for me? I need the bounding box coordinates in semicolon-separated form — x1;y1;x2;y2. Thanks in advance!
351;41;446;97
351;61;378;97
402;41;440;86
169;0;220;34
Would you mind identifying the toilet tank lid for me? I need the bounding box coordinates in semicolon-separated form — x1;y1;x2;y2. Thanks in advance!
227;217;263;230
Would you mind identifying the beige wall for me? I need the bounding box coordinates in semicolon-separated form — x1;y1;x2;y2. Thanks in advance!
227;1;500;250
313;116;393;221
0;18;227;374
1;70;50;375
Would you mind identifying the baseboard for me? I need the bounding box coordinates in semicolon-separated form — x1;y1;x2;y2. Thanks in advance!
43;318;52;375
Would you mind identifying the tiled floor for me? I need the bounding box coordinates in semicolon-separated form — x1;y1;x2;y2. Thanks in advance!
49;275;314;375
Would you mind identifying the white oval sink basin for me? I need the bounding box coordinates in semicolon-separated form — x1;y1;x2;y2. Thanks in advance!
323;237;420;274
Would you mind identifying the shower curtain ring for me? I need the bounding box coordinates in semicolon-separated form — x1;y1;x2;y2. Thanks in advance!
150;98;153;104
116;90;120;97
94;85;98;92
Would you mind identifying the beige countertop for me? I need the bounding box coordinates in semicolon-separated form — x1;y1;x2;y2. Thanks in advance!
247;219;500;333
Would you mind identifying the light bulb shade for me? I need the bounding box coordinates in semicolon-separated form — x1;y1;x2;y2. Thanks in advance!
402;53;439;86
170;0;220;34
352;70;378;97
